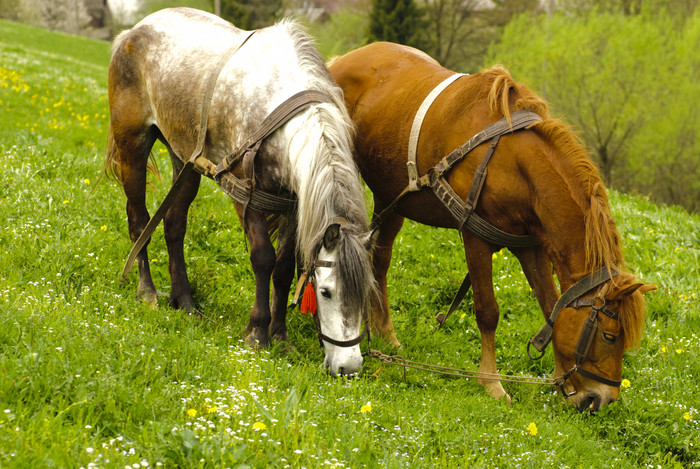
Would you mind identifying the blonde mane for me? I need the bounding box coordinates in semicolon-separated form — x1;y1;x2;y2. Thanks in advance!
276;20;375;313
485;65;624;274
484;65;646;345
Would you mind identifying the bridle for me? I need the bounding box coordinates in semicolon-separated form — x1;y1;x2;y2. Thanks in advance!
302;259;369;350
528;268;623;395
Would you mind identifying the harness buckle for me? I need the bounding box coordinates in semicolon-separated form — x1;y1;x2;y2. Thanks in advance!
527;322;553;359
554;365;578;397
407;161;420;191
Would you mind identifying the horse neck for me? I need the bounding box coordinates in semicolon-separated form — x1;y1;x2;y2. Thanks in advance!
531;187;590;290
525;144;622;290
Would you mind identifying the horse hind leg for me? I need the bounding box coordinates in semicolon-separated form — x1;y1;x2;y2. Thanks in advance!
110;122;159;306
163;152;201;312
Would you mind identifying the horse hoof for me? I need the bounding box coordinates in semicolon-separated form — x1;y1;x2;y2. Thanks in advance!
137;290;158;309
244;332;269;350
482;381;511;404
272;337;296;354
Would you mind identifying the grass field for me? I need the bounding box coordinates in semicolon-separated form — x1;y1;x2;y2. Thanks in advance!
0;19;698;468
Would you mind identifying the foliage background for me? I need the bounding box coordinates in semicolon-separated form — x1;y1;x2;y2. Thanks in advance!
0;17;699;468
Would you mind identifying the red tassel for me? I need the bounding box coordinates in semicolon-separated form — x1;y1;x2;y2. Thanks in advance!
300;281;317;315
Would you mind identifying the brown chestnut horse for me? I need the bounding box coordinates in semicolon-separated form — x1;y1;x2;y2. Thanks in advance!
329;42;655;410
105;8;377;376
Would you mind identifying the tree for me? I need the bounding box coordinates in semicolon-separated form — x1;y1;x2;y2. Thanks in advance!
220;0;282;29
367;0;424;47
487;10;700;212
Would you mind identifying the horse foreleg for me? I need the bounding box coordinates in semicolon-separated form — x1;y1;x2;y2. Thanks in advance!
369;207;403;348
269;215;296;344
240;207;275;349
464;235;511;403
511;246;559;320
163;156;201;313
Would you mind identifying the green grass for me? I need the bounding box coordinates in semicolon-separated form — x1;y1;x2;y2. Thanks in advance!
1;19;698;468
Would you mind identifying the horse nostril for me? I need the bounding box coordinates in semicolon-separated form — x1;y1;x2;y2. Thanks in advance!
577;395;595;412
577;393;605;412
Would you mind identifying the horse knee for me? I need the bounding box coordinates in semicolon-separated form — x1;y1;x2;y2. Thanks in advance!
250;242;276;277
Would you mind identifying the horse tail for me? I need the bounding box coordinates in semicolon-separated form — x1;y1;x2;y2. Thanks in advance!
102;121;160;186
486;66;550;126
103;122;122;183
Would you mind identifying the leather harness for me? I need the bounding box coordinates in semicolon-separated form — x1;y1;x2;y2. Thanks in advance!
378;75;623;389
118;35;366;350
374;74;541;333
120;32;330;281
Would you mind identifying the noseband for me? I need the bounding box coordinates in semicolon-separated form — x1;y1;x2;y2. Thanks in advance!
303;259;369;349
528;268;623;393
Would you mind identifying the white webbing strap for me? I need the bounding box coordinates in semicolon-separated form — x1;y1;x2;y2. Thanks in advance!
406;73;467;191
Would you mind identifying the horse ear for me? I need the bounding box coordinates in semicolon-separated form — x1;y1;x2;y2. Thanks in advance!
608;282;657;300
322;223;341;252
362;227;380;251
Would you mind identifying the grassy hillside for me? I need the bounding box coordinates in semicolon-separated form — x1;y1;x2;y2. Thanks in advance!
0;19;698;468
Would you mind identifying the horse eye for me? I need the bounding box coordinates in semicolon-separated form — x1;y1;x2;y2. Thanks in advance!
320;288;332;299
601;332;618;344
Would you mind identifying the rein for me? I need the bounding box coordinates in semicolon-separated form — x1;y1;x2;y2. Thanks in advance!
366;268;624;394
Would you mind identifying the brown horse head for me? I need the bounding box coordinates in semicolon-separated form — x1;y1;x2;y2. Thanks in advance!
552;273;656;411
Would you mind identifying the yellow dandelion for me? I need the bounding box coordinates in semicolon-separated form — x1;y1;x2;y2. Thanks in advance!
252;421;267;431
683;412;691;421
63;200;70;204
492;253;498;260
621;379;630;388
676;349;683;354
83;178;90;185
100;225;107;231
460;313;466;319
526;422;538;436
360;403;372;414
186;408;197;418
207;406;218;414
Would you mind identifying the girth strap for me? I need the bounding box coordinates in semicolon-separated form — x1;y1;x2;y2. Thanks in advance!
120;30;256;281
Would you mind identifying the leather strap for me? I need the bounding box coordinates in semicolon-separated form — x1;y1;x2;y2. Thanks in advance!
574;309;598;364
575;365;622;387
372;110;542;249
120;31;257;281
407;73;466;191
216;90;332;176
528;267;618;357
432;272;471;333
